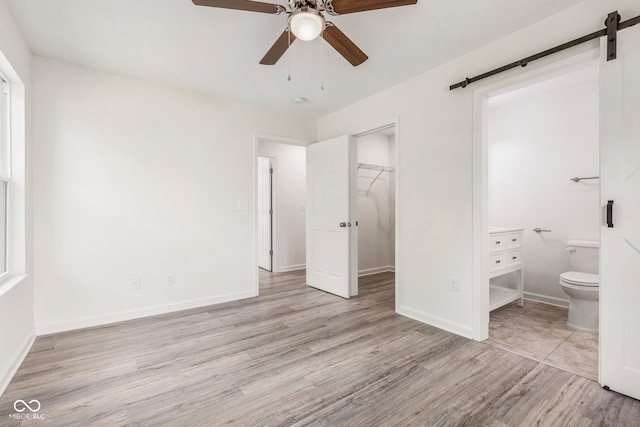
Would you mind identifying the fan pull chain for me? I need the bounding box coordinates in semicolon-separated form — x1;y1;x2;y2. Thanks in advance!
320;31;325;91
287;28;292;82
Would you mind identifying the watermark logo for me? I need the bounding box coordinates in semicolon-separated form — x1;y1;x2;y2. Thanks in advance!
9;399;45;420
14;399;41;413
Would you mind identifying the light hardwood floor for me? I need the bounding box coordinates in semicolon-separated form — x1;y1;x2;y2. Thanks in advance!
1;270;639;426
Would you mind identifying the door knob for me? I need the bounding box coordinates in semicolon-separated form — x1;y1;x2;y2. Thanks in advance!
339;222;347;228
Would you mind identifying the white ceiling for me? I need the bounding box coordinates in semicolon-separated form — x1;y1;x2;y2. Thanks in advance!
5;0;586;119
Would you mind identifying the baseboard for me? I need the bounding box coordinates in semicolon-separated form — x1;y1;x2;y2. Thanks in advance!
0;332;35;396
277;264;305;273
397;305;474;339
36;290;258;336
358;266;395;277
524;292;570;308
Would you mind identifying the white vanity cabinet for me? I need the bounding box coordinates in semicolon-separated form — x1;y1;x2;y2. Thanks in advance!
488;227;524;311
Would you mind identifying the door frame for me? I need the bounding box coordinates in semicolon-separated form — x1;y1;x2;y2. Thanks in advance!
253;133;309;295
257;156;274;271
471;48;600;341
352;117;400;309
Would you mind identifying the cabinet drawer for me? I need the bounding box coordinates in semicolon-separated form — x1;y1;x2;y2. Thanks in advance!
506;250;522;267
489;253;507;274
489;235;507;253
507;233;522;249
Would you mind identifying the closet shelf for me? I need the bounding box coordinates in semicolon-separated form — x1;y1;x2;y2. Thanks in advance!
358;162;395;193
358;162;395;173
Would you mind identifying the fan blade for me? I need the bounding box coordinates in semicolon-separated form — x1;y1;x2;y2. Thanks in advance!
323;24;368;66
192;0;283;14
327;0;417;15
260;30;296;65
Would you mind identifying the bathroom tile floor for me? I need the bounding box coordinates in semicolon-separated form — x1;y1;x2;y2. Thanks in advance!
486;300;599;381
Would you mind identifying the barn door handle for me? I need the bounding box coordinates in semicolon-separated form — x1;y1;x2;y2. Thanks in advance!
607;200;614;228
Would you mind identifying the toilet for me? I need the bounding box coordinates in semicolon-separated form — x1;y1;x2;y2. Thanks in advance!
559;240;599;332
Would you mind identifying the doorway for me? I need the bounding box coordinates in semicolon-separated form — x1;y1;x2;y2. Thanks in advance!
355;127;396;279
485;62;600;381
256;136;307;277
352;122;398;304
472;50;601;341
303;120;400;301
473;52;600;380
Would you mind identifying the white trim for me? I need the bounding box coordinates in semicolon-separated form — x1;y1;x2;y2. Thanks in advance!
397;305;474;339
36;290;257;335
0;273;27;297
278;263;306;272
394;117;400;314
358;266;395;277
472;88;490;341
352;119;396;138
471;48;600;342
269;156;277;272
0;332;34;396
257;155;275;272
252;135;260;295
524;293;570;308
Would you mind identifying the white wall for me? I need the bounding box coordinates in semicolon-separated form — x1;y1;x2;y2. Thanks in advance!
357;133;395;275
33;57;314;334
488;66;599;305
317;0;640;338
258;141;306;272
0;0;33;395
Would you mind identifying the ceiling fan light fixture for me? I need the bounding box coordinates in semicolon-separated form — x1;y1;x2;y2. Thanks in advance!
289;8;325;41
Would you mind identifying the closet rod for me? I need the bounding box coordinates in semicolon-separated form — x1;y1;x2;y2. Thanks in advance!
449;11;640;90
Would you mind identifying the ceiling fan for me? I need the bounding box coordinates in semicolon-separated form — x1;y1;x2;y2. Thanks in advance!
192;0;418;66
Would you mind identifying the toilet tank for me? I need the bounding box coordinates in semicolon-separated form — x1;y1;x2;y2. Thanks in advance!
567;240;599;274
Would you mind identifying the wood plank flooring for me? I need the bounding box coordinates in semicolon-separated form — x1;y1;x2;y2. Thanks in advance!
1;270;639;426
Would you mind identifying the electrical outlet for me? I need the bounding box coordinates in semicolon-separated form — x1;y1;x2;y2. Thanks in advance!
449;277;459;292
130;276;141;290
167;273;175;286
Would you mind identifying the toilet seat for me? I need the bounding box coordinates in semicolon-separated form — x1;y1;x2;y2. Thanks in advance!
560;271;599;287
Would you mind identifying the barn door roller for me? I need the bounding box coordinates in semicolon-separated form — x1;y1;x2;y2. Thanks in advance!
606;11;621;61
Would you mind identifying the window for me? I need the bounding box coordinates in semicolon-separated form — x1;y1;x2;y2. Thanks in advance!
0;75;9;274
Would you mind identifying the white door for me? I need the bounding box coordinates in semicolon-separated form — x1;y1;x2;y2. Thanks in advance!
257;157;273;271
306;135;357;298
599;26;640;400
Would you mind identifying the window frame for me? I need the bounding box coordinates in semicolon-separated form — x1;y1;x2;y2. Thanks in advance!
0;74;10;276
